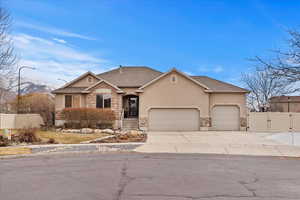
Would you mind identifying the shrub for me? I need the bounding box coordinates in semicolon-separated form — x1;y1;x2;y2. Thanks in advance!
62;108;116;129
0;136;9;147
13;128;41;143
47;138;57;144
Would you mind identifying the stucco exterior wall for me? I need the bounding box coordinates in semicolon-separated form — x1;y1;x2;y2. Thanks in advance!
139;71;210;130
71;75;98;87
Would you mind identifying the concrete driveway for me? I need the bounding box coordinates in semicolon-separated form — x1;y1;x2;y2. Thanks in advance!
136;131;300;157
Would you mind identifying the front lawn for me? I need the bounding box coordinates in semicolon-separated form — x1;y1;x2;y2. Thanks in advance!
35;131;109;144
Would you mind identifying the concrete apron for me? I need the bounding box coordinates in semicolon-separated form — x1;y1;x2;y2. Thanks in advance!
135;131;300;157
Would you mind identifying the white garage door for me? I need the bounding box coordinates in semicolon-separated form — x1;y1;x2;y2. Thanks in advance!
212;106;240;131
149;108;200;131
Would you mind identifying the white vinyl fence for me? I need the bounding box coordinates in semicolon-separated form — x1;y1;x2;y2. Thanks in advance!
0;114;44;129
248;112;300;132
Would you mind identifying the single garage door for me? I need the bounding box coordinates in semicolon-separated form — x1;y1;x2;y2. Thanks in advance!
212;106;240;131
149;108;200;131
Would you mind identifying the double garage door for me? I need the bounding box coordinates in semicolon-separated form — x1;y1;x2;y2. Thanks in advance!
149;108;200;131
148;106;240;131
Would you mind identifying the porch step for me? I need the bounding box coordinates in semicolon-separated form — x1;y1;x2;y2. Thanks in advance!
122;118;139;130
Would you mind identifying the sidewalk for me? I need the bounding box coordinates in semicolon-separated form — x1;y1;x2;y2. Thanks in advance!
135;131;300;157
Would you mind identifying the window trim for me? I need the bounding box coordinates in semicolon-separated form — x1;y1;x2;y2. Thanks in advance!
96;93;111;108
64;95;73;108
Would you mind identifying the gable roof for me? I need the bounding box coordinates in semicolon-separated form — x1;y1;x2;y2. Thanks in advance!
52;66;249;94
83;80;124;93
139;68;210;90
191;76;249;93
98;66;162;87
62;71;101;88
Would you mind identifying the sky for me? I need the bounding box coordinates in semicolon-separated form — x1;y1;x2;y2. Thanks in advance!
4;0;300;88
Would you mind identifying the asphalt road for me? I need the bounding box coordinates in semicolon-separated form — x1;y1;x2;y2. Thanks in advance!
1;153;300;200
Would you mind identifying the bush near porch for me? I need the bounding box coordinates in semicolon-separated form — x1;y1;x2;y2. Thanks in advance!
62;108;116;129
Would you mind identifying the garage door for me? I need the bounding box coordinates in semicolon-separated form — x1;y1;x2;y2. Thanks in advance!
149;108;200;131
212;106;240;131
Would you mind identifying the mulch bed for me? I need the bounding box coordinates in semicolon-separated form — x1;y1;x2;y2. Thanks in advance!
92;133;147;143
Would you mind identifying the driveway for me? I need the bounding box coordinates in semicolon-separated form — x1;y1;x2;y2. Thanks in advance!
136;131;300;157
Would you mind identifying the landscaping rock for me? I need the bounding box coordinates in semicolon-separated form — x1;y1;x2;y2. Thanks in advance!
101;129;114;134
130;130;141;136
81;128;93;134
94;129;102;133
62;129;81;133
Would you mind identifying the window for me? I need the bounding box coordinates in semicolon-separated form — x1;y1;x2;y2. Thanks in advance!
65;95;72;108
96;94;111;108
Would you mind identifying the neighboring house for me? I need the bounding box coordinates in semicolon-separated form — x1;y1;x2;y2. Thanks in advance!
52;66;249;131
269;96;300;112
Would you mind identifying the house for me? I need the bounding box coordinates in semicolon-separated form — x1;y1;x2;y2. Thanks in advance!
52;66;249;131
269;96;300;112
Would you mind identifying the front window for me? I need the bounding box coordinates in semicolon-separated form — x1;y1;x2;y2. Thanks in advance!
65;95;72;108
96;94;111;108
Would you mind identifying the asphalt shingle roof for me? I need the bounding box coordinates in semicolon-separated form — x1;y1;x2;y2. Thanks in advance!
98;66;162;87
52;66;249;93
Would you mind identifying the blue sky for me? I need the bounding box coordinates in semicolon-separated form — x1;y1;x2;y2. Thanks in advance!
4;0;300;87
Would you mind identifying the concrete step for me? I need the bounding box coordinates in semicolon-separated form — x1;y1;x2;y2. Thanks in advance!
122;118;139;130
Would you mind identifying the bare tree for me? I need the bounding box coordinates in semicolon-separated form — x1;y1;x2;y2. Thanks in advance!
0;6;17;111
252;29;300;85
241;68;296;111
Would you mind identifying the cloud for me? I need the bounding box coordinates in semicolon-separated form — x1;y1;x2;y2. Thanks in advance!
197;65;224;73
12;33;110;87
16;21;96;41
213;66;224;73
53;38;67;44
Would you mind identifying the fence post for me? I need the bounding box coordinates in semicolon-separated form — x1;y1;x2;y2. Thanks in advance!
289;113;293;132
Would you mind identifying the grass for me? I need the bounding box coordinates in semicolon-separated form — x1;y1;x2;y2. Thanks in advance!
35;130;109;144
0;147;31;156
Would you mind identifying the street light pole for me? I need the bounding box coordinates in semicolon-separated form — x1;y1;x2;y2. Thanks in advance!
17;66;36;113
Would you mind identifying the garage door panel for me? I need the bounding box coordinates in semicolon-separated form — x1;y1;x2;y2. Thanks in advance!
212;106;240;131
149;108;200;131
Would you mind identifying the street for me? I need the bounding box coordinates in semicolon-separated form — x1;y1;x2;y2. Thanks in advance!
1;153;300;200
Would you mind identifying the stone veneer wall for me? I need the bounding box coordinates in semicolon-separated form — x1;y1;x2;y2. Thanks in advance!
86;82;122;129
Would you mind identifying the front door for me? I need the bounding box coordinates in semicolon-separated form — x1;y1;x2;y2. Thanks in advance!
128;96;138;117
124;96;139;118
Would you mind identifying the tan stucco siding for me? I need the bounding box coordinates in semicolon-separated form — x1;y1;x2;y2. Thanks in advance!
70;75;98;87
209;93;247;117
139;71;209;130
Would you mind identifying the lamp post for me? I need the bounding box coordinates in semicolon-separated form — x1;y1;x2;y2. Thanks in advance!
17;66;36;113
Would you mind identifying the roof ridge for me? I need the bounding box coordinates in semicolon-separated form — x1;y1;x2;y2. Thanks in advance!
97;66;162;76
